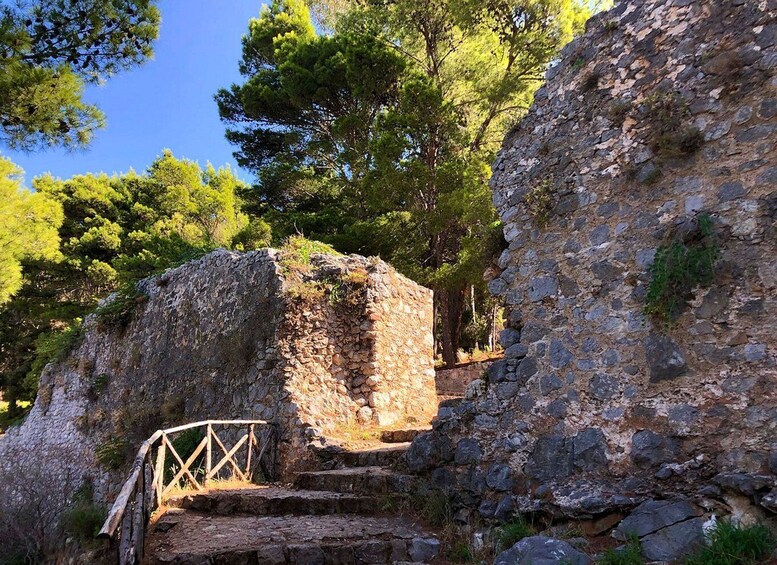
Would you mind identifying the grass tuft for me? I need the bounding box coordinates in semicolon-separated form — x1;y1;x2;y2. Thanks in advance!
494;517;535;552
685;521;775;565
597;535;644;564
415;488;454;527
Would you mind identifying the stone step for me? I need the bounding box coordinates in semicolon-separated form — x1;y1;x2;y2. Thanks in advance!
144;510;441;564
380;428;430;444
294;466;416;495
330;443;410;468
165;485;379;517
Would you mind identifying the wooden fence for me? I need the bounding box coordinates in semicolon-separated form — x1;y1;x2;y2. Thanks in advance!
98;419;277;565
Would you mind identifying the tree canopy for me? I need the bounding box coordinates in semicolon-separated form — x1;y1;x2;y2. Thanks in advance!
0;151;270;415
0;157;63;305
0;0;160;150
219;0;589;366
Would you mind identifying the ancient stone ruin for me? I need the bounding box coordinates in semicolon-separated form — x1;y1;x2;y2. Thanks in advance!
408;0;776;556
0;249;436;503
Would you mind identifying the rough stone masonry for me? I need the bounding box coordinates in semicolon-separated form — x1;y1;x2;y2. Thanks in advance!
407;0;777;523
0;249;436;507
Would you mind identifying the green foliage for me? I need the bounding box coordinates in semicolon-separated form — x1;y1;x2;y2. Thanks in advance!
413;488;454;527
0;1;160;150
608;100;631;124
220;0;590;365
642;91;704;160
0;150;257;412
278;235;340;272
94;285;149;331
24;320;84;397
165;427;206;484
685;521;775;565
96;437;128;470
449;542;475;563
232;218;273;251
525;179;556;228
603;20;619;32
597;536;644;565
0;157;63;305
60;483;105;543
89;373;109;399
644;214;719;325
495;518;535;551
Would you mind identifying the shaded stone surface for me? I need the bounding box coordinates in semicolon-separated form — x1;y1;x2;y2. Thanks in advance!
406;0;777;518
493;536;592;565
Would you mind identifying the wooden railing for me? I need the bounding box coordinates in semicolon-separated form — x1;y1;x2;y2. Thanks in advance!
98;420;277;565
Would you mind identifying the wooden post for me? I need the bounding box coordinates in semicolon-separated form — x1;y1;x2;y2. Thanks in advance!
155;437;166;506
118;496;133;565
131;487;144;564
144;461;154;521
205;423;212;487
245;424;255;478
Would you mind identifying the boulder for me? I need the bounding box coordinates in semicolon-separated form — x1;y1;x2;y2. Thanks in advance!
493;536;592;565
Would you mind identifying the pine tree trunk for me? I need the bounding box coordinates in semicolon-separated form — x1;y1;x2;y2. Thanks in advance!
438;284;467;369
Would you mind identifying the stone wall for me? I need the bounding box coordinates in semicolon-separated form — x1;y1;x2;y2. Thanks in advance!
435;360;497;398
0;249;435;508
408;0;777;521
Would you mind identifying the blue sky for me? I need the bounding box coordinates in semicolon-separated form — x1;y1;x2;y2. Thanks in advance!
3;0;265;185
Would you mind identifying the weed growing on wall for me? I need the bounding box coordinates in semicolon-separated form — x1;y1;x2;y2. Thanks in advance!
525;179;556;228
278;235;341;274
644;214;719;325
95;437;129;470
642;91;705;160
95;284;149;331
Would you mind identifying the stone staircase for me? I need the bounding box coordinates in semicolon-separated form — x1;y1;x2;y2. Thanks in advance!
143;430;443;565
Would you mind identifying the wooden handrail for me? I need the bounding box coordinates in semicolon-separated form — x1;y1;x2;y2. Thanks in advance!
97;419;276;565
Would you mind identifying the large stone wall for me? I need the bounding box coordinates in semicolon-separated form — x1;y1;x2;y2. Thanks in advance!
408;0;777;521
0;249;435;508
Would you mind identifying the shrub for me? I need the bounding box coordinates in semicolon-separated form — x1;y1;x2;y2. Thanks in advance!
449;541;474;562
24;321;84;396
60;484;105;543
603;20;618;32
95;437;128;470
581;71;601;92
495;517;534;552
609;100;631;125
685;521;775;565
642;91;705;160
87;374;109;400
597;536;643;564
644;213;719;325
0;443;83;564
525;179;555;228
